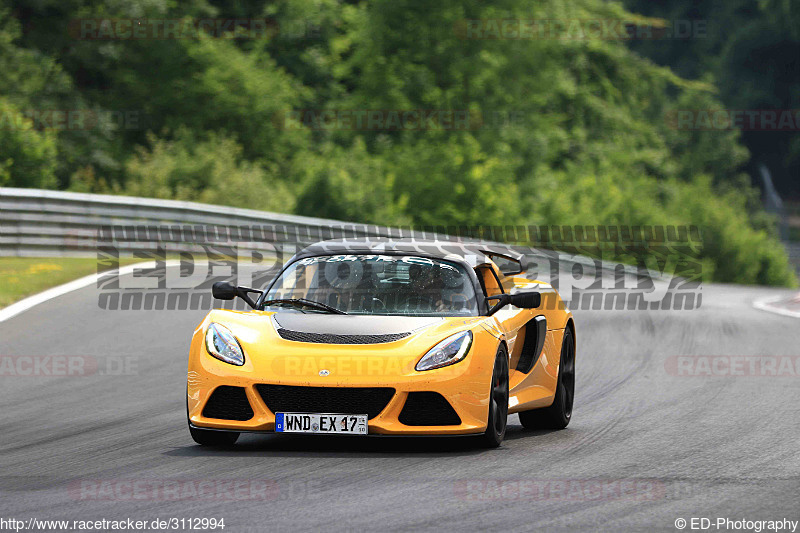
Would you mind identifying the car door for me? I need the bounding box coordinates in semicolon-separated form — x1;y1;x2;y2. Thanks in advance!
476;262;530;360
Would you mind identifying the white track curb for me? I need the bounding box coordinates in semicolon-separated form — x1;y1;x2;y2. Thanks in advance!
0;261;175;323
753;294;800;318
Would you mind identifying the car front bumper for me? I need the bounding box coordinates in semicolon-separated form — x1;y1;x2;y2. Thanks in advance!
187;327;499;435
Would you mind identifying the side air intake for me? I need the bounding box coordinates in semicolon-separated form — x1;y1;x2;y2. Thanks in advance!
516;315;547;374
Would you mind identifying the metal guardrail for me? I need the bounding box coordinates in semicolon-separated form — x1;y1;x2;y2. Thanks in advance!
0;187;398;257
0;187;661;283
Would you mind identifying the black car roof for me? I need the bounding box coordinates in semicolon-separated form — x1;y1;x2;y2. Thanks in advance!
293;238;524;269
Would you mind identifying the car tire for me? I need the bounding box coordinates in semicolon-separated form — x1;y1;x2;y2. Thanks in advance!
189;426;240;447
479;344;509;448
519;328;575;430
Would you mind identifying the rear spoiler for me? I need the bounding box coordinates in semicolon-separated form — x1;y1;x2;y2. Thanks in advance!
481;249;526;276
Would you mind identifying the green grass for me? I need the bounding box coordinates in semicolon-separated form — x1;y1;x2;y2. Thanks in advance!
0;257;141;308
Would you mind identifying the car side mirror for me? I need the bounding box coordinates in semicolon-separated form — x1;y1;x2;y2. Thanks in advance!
509;291;541;309
212;282;238;300
486;291;541;315
212;282;262;309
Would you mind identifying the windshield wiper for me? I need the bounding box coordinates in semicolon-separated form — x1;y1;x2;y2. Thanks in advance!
262;298;347;315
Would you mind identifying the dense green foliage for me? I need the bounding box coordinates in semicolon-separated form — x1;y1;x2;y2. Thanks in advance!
624;0;800;200
1;0;796;286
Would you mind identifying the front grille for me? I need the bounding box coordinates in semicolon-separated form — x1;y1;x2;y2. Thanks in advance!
202;386;254;421
399;392;461;426
276;329;411;344
256;385;395;419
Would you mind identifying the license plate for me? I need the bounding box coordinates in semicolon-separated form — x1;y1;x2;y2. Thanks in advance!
275;413;368;435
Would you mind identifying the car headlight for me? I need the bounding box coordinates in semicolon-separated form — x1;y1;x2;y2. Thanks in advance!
416;331;473;371
205;323;245;366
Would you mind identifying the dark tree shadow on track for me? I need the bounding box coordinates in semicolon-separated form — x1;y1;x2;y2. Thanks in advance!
165;417;570;458
165;433;486;458
502;423;564;441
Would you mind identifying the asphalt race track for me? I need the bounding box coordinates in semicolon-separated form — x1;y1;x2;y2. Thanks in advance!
1;268;799;532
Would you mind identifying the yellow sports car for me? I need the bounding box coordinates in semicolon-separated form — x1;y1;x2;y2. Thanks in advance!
187;239;575;448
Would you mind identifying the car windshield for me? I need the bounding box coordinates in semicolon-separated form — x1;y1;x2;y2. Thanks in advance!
264;254;479;316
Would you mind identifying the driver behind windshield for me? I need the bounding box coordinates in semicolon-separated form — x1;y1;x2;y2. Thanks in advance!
266;255;477;316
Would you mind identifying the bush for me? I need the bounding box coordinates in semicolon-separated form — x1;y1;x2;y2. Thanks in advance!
0;98;58;188
526;163;797;287
123;130;295;213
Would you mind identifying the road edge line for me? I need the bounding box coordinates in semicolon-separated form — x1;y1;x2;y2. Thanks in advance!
752;295;800;319
0;261;161;324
